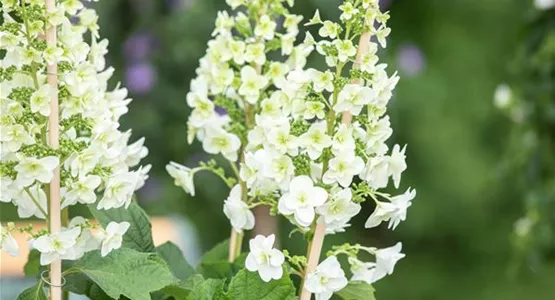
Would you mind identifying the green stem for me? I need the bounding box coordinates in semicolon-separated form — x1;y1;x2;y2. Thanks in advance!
234;231;244;260
21;6;40;89
24;187;48;220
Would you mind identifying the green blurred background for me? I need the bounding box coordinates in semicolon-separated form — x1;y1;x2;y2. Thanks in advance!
2;0;555;299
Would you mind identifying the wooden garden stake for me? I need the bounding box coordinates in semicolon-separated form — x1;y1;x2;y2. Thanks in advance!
45;0;62;298
299;29;372;300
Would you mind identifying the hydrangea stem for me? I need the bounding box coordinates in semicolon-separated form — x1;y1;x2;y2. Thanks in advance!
299;29;372;300
45;0;62;298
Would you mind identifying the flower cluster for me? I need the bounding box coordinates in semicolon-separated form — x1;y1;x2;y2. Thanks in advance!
237;0;414;297
1;1;147;263
167;0;313;234
166;0;414;296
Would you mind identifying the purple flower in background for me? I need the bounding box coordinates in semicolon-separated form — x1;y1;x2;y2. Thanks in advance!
215;106;228;116
125;62;157;94
124;32;156;62
380;0;393;9
397;43;426;77
138;176;160;204
166;0;196;10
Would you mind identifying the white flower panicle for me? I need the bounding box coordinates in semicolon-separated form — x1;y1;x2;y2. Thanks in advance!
167;0;314;238
245;234;285;282
237;0;415;294
1;1;148;263
305;256;348;300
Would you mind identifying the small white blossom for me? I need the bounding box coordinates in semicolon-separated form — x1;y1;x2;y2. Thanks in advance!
223;185;255;232
364;200;396;229
244;43;266;66
13;184;47;219
238;65;268;104
255;15;277;40
1;224;19;256
318;21;340;39
305;10;322;26
100;221;130;257
299;122;332;160
316;188;361;232
63;175;102;208
166;162;196;196
203;127;241;162
32;227;81;265
339;2;359;20
389;144;407;188
371;242;405;283
245;234;284;282
322;153;364;187
334;39;357;62
387;188;416;229
0;124;34;152
97;172;137;210
305;256;348;300
278;176;328;227
15;156;59;187
334;84;375;116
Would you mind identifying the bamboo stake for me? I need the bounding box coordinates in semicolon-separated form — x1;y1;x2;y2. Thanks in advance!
299;30;372;300
45;0;62;298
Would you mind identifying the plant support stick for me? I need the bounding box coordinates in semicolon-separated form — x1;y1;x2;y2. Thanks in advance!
45;0;62;298
299;29;372;300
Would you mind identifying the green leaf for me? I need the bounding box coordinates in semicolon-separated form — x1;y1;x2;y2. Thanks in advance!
201;239;230;262
225;268;296;300
335;281;376;300
17;282;47;300
197;260;234;279
196;239;236;279
88;200;155;252
156;241;194;280
159;274;205;300
23;250;41;277
73;248;177;300
186;278;227;300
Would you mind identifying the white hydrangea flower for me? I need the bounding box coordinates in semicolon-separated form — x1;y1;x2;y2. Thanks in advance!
305;256;348;300
245;234;284;282
202;127;241;162
97;172;137;210
334;39;357;62
387;188;416;229
308;69;334;93
278;175;328;227
316;188;361;232
364;200;396;229
238;65;269;104
32;227;81;265
299;122;332;160
318;21;340;39
66;217;100;260
339;2;359;20
0;124;34;152
166;162;196;196
13;184;47;219
322;152;364;187
371;242;405;283
334;84;375;116
260;150;295;187
63;175;102;208
15;156;59;187
1;224;19;257
100;221;130;257
255;15;277;40
223;185;255;232
389;144;407;188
